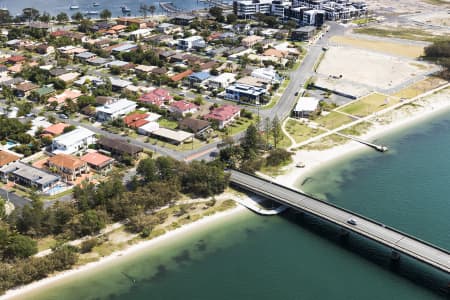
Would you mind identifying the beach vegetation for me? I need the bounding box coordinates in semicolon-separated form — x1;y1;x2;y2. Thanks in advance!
423;40;450;80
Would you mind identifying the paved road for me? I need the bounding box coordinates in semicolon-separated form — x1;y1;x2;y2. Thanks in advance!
0;188;31;208
230;170;450;274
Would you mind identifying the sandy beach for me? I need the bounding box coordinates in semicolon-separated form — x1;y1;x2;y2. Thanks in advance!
276;86;450;189
1;205;246;300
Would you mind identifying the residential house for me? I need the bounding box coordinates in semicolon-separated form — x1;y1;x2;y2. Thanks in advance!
111;43;138;53
204;105;241;129
178;36;206;50
0;150;21;168
137;122;160;136
0;162;60;193
97;137;143;158
241;35;264;47
48;89;82;106
171;14;196;26
14;82;39;97
81;151;114;174
52;127;96;155
251;67;282;84
225;83;267;105
47;154;88;182
110;78;132;92
32;85;56;101
291;26;316;41
208;73;236;89
169;100;198;117
116;18;148;29
171;69;193;82
43;123;70;136
138;88;173;107
293;97;320;118
96;98;137;122
129;28;152;41
179;118;210;135
76;51;97;61
187;71;211;88
157;23;176;34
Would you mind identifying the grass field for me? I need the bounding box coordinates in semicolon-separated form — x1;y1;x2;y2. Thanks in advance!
339;122;373;136
158;118;179;129
338;93;398;117
314;111;354;130
285;119;324;143
330;35;425;58
300;134;349;151
353;27;447;43
393;77;447;99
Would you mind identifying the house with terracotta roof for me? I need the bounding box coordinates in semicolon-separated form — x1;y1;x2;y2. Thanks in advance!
81;151;114;174
169;100;198;117
47;154;88;182
43;123;70;136
0;150;21;168
241;35;264;47
7;56;26;64
14;82;39;97
48;89;82;105
171;69;193;82
139;88;173;107
203;105;241;129
124;112;150;128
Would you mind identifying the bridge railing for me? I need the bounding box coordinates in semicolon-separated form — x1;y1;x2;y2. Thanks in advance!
230;170;450;256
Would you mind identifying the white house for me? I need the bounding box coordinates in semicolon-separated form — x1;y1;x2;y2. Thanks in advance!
178;36;206;50
137;122;160;136
251;67;282;84
52;127;96;155
129;28;152;41
208;73;236;89
293;97;320;118
96;99;137;122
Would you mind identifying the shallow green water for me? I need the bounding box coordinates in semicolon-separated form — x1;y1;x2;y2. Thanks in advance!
25;111;450;300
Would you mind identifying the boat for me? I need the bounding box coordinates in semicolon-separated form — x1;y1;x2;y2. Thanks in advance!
295;162;306;168
121;5;131;13
84;10;99;15
70;4;80;9
93;1;100;7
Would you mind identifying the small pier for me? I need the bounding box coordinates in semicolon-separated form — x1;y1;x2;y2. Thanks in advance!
335;132;388;152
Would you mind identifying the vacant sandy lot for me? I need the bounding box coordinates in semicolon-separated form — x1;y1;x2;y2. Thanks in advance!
317;46;432;91
366;0;448;14
329;35;425;58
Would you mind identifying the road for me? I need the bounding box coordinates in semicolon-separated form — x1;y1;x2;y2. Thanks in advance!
230;170;450;274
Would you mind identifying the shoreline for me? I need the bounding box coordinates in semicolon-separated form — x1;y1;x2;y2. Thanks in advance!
1;205;246;300
276;87;450;189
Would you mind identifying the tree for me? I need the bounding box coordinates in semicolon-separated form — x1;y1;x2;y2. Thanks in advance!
209;7;224;22
79;210;106;236
139;4;148;19
56;12;69;24
72;12;84;22
271;116;282;148
22;8;40;23
149;5;156;18
137;158;158;182
39;12;51;23
4;234;38;259
423;40;450;80
100;9;111;20
0;196;5;219
226;13;237;24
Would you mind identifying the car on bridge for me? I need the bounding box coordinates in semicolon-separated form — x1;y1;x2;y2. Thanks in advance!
347;218;357;225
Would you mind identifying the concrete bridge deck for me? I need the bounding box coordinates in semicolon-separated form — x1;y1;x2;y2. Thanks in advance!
229;170;450;274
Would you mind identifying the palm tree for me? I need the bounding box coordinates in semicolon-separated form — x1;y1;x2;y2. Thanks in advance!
139;4;148;19
149;5;156;18
100;9;111;20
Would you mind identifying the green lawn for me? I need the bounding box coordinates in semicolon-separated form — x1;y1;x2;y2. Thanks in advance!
146;136;205;151
339;122;373;136
300;134;349;151
158;118;179;129
338;93;397;117
353;27;447;42
314;112;354;130
284;119;324;143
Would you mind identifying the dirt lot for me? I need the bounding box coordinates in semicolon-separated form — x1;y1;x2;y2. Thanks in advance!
317;46;433;92
329;35;425;58
365;0;448;14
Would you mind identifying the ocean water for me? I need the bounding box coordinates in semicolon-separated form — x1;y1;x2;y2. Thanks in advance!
1;0;207;17
13;110;450;300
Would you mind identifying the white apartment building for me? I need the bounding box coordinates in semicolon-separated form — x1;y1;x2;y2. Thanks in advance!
96;99;137;122
52;127;96;155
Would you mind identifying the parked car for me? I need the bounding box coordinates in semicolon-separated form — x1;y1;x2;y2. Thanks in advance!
58;113;68;119
347;218;357;225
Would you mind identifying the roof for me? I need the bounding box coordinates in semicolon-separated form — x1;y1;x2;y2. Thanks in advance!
170;100;197;112
294;97;320;112
7;55;26;63
81;151;114;168
179;118;210;132
110;78;132;88
204;105;240;121
54;127;95;145
96;99;136;115
44;123;70;136
1;162;60;186
0;150;21;167
15;82;39;92
35;86;55;96
76;51;96;59
98;137;143;155
111;43;138;53
110;24;127;31
123;112;149;126
48;89;82;104
152;128;193;143
171;69;193;81
189;71;211;81
48;154;86;170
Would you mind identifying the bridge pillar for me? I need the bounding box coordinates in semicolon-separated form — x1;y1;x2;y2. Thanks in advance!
390;250;400;261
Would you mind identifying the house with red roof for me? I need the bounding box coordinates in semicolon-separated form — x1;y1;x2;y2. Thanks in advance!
124;113;150;128
138;88;173;107
81;151;114;175
169;100;198;117
43;123;70;136
203;105;241;129
7;56;26;64
170;69;193;82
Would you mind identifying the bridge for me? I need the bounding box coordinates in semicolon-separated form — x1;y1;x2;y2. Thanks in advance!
229;170;450;274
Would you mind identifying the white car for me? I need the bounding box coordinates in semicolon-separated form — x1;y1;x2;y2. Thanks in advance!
347;218;357;225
